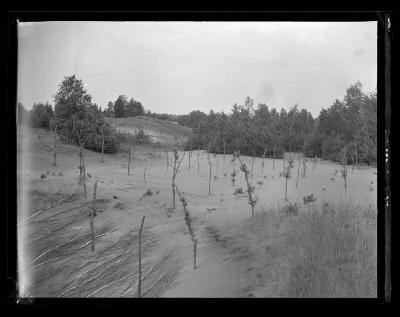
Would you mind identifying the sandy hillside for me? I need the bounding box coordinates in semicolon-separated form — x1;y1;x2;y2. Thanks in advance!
17;127;377;298
106;116;193;146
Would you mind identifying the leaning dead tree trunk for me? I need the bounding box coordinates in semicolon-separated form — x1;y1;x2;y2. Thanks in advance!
138;215;145;298
175;185;197;269
172;148;185;210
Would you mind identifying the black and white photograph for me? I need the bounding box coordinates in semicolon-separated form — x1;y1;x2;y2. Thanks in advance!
13;17;386;300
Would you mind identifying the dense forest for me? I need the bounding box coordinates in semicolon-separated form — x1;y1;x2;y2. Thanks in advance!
179;82;377;165
18;76;377;165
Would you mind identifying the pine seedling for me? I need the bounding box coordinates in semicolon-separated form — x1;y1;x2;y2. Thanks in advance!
261;146;267;176
92;181;97;217
273;144;276;170
302;159;307;178
283;165;291;201
52;125;58;167
208;160;212;196
128;148;131;175
231;169;237;187
303;193;317;212
138;216;145;297
101;124;105;163
165;142;170;170
296;152;301;188
172;148;185;209
236;152;258;217
174;185;198;269
251;147;256;178
197;148;201;175
340;148;349;200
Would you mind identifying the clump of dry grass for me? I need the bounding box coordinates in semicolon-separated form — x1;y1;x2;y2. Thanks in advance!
242;202;377;298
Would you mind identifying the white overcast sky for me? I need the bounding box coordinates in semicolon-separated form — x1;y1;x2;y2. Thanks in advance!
17;21;377;117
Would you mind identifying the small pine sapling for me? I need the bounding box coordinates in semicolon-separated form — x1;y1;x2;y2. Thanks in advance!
273;144;276;170
251;147;256;178
89;183;97;252
235;152;258;217
138;215;145;297
303;193;317;212
128;148;131;175
340;147;349;200
53;125;57;167
208;160;212;196
283;165;291;201
295;152;301;188
172;148;185;209
231;169;236;187
175;185;198;269
101;124;105;163
302;159;307;178
197;148;201;175
261;146;267;176
165;143;169;170
188;142;191;169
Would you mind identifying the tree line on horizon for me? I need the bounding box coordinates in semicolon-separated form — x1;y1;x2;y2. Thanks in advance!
17;75;376;164
179;82;376;165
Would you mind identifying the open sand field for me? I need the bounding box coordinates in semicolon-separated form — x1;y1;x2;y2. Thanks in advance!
17;127;377;298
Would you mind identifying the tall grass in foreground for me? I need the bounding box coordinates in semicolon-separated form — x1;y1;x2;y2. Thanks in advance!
242;202;376;297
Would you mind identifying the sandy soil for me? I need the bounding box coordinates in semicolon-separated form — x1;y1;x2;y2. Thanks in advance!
17;128;377;298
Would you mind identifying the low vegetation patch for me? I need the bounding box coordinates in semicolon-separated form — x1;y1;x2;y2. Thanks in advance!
242;202;377;297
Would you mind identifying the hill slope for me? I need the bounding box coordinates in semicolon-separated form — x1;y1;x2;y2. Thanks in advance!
106;116;193;146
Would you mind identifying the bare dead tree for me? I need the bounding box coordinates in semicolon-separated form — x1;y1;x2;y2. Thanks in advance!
143;168;147;184
174;185;197;269
138;215;145;298
172;148;185;209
